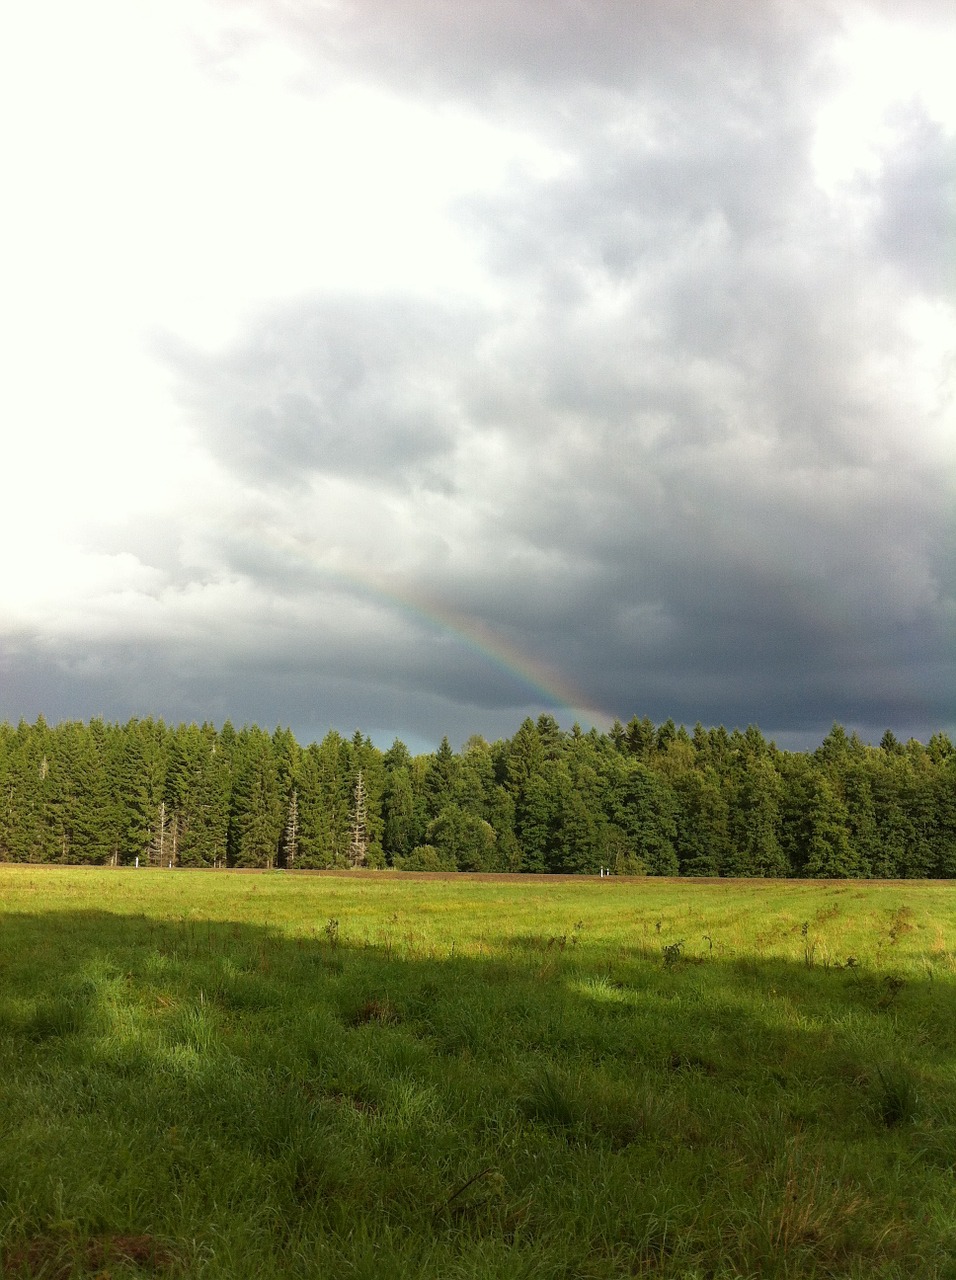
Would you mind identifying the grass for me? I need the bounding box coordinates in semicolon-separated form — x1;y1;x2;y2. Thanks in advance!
0;867;955;1278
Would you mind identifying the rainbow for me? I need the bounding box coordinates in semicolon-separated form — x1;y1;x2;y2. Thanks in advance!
261;529;613;730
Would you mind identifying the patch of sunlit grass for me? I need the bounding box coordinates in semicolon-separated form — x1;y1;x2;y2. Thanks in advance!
0;867;954;1277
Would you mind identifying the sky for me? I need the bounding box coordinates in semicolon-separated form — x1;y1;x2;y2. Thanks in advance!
1;0;954;753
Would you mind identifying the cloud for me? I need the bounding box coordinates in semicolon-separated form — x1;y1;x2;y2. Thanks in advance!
249;0;834;113
1;0;953;749
158;295;488;490
873;106;956;295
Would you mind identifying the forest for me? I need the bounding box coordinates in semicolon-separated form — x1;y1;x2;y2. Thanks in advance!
0;714;954;877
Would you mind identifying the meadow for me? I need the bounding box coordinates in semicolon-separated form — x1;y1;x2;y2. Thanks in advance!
0;868;954;1279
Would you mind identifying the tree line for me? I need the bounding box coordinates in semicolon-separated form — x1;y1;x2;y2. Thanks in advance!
0;715;954;877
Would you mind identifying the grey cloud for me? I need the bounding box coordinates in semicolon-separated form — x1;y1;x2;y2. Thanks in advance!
253;0;834;117
164;116;952;743
14;0;952;752
0;607;563;749
873;107;956;294
160;296;485;490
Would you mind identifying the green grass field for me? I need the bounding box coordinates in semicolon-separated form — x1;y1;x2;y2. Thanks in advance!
1;868;955;1279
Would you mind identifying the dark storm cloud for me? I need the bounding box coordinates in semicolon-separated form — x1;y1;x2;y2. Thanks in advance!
125;1;956;745
0;603;557;750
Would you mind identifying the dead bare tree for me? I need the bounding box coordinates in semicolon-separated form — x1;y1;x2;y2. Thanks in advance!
348;771;369;868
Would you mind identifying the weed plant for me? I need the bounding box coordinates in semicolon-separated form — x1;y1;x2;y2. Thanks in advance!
0;868;955;1278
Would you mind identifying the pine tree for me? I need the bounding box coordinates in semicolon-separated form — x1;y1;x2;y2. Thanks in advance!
609;760;679;875
870;755;913;877
454;736;495;817
671;768;730;875
229;728;283;868
608;720;627;754
505;719;545;794
726;756;789;876
798;775;857;877
118;718;169;864
296;747;336;867
624;716;655;759
554;783;603;874
424;736;458;819
149;800;172;867
296;733;351;867
840;761;881;876
45;721;114;864
348;734;386;865
2;720;50;861
931;756;956;876
514;769;554;872
535;713;565;759
655;718;677;753
486;785;521;870
383;766;419;862
165;723;230;867
272;726;301;867
0;723;13;859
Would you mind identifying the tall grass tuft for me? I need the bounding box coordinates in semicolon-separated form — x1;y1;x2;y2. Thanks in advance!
873;1062;921;1126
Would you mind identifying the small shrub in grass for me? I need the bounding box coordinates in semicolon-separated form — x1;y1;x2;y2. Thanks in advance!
661;940;684;967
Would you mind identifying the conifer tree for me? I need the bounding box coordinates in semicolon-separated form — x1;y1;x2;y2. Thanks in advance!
624;716;655;759
869;755;913;877
424;736;458;819
295;746;336;867
837;760;880;876
383;766;419;862
296;733;351;866
795;773;858;877
166;723;229;866
671;768;730;875
229;727;283;868
726;756;789;876
1;720;49;860
118;718;169;864
931;755;956;876
45;720;114;864
609;759;679;875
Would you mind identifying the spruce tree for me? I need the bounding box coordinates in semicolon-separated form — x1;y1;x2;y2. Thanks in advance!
671;768;730;875
118;718;169;864
726;756;789;876
609;760;679;875
383;766;419;862
229;728;283;868
3;720;49;861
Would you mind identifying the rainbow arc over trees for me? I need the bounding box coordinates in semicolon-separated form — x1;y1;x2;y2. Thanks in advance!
265;531;612;730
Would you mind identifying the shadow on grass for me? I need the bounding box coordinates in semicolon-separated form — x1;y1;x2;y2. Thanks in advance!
0;907;954;1279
